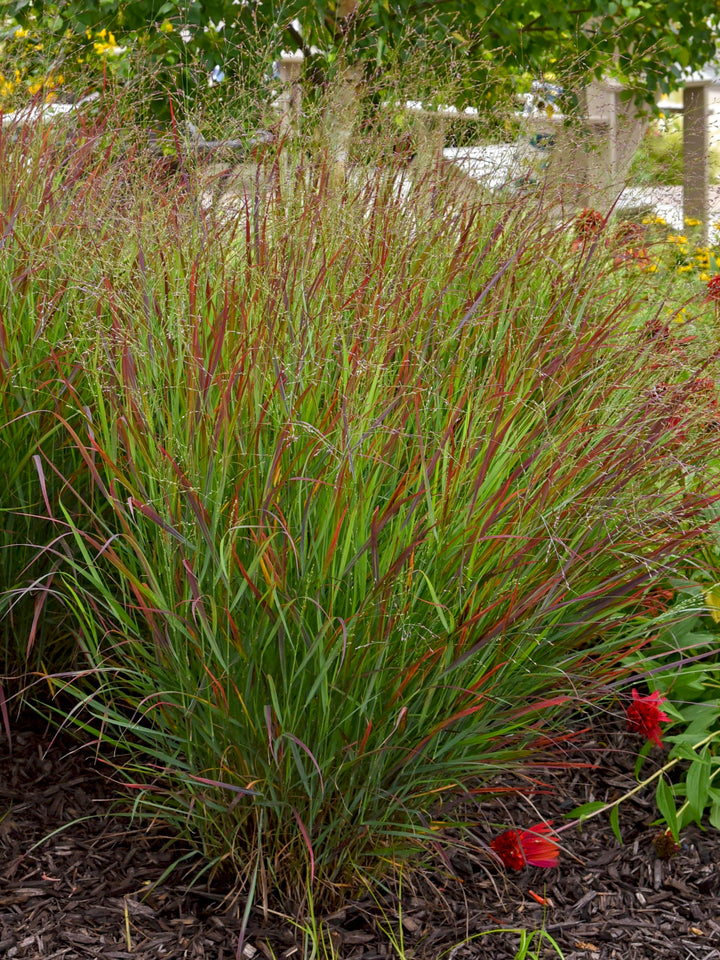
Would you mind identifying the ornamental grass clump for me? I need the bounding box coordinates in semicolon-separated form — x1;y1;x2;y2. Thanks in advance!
2;80;720;909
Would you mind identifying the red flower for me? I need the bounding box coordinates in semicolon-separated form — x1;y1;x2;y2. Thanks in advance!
490;822;560;871
626;689;670;747
613;221;645;247
571;209;605;251
574;207;605;239
706;275;720;302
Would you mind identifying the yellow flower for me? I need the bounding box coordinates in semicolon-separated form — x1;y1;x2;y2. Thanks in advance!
0;72;15;99
677;264;694;273
667;234;689;245
93;32;124;55
700;272;711;281
685;216;702;227
159;21;174;32
14;26;29;39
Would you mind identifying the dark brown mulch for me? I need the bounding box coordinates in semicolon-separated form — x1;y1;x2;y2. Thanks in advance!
2;713;720;960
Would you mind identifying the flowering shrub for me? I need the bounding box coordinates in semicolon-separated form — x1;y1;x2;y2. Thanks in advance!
490;823;560;871
0;14;224;113
633;217;720;285
0;23;127;107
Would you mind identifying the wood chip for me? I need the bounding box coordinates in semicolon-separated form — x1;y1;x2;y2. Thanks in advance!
3;716;720;960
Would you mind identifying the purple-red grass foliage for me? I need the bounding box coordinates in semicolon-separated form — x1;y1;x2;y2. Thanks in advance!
0;86;204;687
2;81;720;907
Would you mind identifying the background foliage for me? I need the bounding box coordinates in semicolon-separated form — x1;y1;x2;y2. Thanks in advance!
4;0;720;111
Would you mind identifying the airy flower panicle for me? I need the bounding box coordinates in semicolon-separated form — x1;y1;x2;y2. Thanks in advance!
626;689;670;747
490;822;560;871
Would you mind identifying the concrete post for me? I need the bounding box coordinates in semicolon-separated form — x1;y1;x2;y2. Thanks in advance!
683;83;709;241
540;80;646;211
324;60;364;186
575;80;645;203
276;52;303;138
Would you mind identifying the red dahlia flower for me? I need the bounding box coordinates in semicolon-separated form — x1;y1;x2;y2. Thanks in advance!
490;822;560;871
626;688;670;747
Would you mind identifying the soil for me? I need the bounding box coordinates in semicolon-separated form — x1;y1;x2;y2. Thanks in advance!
2;712;719;960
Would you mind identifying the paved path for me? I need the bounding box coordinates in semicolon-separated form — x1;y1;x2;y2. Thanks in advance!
444;146;720;239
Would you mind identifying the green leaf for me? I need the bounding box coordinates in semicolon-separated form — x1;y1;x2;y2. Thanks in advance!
634;740;653;778
686;747;711;822
566;800;607;822
610;804;622;844
656;777;679;840
668;740;705;762
678;805;696;831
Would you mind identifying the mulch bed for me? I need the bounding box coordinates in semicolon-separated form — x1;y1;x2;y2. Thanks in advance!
2;712;720;960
